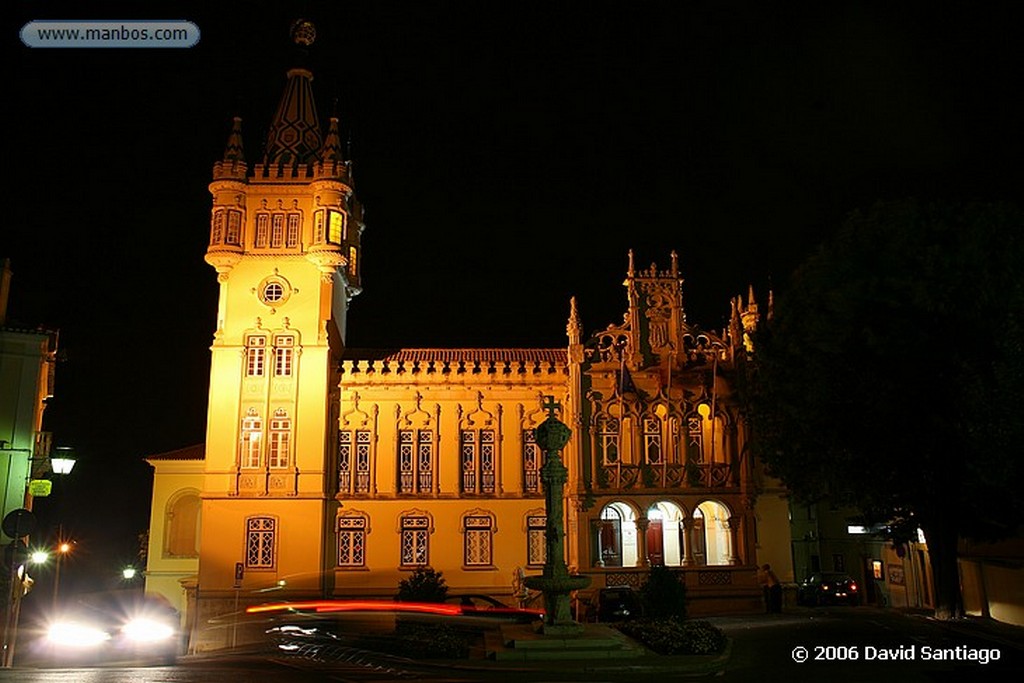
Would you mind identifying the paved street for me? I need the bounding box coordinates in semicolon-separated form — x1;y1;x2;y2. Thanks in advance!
0;607;1020;682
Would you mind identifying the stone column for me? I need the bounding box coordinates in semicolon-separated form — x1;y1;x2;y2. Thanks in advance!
681;518;696;566
524;396;591;635
635;517;650;567
726;516;742;565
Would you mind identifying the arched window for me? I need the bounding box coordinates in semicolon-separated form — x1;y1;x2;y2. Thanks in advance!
165;491;201;558
597;502;638;568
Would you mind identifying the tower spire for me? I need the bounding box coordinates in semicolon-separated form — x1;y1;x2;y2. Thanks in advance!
261;20;323;173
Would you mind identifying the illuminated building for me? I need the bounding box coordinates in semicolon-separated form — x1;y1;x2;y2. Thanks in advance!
143;26;794;651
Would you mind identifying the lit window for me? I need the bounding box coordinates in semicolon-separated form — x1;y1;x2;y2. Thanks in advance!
464;515;494;566
268;410;291;468
273;336;294;376
337;515;367;567
460;430;496;495
245;516;276;568
240;409;262;468
527;515;546;566
246;335;266;377
522;430;540;494
348;246;358;278
328;210;344;245
400;516;430;567
255;214;269;248
398;430;433;494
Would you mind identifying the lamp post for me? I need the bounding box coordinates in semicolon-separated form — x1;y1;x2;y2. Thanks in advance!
52;539;71;612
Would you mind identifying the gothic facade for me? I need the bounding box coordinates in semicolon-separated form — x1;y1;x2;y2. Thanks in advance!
144;35;793;651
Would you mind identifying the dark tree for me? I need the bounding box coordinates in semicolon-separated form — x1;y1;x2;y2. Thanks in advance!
395;566;449;603
745;198;1024;620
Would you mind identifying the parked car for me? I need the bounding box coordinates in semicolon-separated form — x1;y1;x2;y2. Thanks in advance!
797;572;861;606
443;594;544;623
596;586;644;622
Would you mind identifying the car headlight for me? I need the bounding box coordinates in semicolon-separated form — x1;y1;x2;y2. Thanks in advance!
122;617;175;643
47;621;111;648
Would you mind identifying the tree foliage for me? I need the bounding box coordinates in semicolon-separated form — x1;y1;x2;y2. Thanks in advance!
744;198;1024;619
395;566;449;603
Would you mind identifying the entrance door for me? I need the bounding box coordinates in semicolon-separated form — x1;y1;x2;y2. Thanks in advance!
646;520;664;565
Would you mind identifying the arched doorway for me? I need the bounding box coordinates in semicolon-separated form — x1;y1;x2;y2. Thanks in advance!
693;500;731;566
646;501;685;566
597;502;637;567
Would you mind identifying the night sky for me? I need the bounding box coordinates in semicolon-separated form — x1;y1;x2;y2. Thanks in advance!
4;1;1022;593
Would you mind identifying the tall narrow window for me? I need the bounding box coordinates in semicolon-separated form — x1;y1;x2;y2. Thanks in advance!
464;515;494;567
314;211;324;243
524;430;540;493
460;430;496;494
337;515;367;567
211;210;224;245
271;214;284;248
339;430;372;494
686;413;704;463
398;430;433;494
348;246;358;278
226;210;241;245
246;335;267;377
598;416;620;464
273;335;294;376
240;410;262;468
400;516;430;567
255;214;269;248
328;210;344;245
644;417;662;464
245;516;276;568
527;515;547;566
286;213;300;248
268;410;291;468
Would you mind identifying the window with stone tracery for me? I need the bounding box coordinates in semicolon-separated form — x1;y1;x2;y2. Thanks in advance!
463;515;493;566
338;430;371;494
337;514;367;567
598;416;620;464
400;515;430;567
460;430;495;495
527;514;546;566
522;429;541;494
211;210;224;244
225;210;241;245
245;516;276;569
644;417;662;465
398;430;433;494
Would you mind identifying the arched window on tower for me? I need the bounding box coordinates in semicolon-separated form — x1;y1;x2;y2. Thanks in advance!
327;210;345;245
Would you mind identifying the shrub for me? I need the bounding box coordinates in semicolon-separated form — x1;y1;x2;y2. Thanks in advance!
396;566;449;602
393;621;470;659
616;617;727;655
640;565;687;619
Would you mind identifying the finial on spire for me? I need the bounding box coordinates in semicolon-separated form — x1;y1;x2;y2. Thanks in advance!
223;116;245;162
670;250;679;277
627;249;635;277
290;19;316;46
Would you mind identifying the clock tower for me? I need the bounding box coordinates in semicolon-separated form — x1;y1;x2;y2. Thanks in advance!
198;20;363;607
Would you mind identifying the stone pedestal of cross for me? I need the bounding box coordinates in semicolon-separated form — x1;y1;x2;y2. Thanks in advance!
523;396;591;635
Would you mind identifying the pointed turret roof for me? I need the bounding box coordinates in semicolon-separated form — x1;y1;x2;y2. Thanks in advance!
262;20;323;169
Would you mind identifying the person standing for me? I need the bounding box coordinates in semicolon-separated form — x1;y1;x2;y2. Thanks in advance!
760;564;782;613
